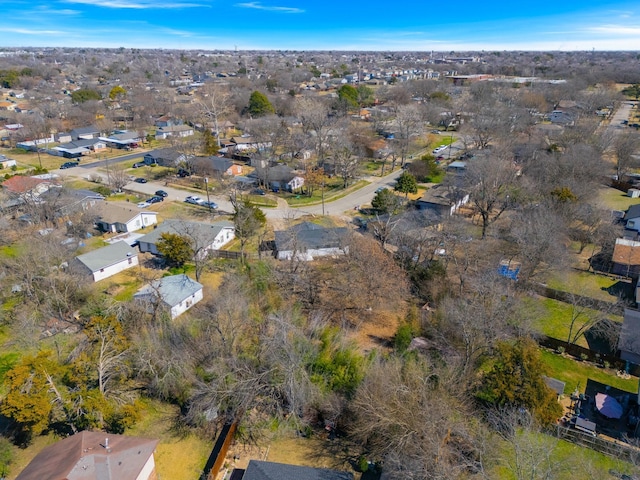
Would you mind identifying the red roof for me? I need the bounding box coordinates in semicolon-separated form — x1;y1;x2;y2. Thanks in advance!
1;175;49;194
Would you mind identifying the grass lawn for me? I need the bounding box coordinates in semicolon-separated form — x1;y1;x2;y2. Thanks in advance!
126;399;212;480
540;349;638;394
527;296;622;348
597;186;640;211
491;431;637;479
286;180;369;207
545;269;627;303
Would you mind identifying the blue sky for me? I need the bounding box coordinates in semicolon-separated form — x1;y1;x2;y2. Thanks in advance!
2;0;640;51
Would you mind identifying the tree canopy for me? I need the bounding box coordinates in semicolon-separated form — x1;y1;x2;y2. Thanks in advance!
70;88;102;103
156;232;193;268
477;339;562;426
394;171;418;197
247;90;275;117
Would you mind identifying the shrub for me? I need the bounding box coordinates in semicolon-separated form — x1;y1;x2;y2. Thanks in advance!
580;353;588;362
556;346;565;354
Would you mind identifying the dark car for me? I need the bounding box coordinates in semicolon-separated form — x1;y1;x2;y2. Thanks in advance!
155;190;168;198
147;196;164;204
134;177;147;183
60;161;79;169
251;188;266;196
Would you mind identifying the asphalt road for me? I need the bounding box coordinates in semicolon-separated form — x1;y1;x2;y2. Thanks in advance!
54;140;471;218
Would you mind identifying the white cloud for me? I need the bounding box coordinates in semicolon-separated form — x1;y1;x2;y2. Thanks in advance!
63;0;205;9
235;2;303;13
586;24;640;35
0;27;66;35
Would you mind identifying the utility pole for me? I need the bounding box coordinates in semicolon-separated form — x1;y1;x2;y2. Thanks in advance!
204;177;212;214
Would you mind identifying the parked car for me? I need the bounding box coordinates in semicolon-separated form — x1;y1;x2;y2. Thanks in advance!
137;201;151;208
433;145;448;154
147;196;164;204
185;195;204;205
132;162;146;168
202;201;218;209
251;188;266;196
134;177;147;183
155;190;168;198
60;161;79;169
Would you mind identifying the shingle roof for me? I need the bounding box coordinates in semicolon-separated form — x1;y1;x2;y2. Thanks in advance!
1;175;50;194
612;238;640;267
75;241;137;272
95;202;156;224
137;219;233;246
134;274;202;308
15;431;158;480
241;461;353;480
624;204;640;221
619;307;640;356
274;223;348;252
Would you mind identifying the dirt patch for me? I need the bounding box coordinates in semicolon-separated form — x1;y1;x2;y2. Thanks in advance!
350;310;399;354
217;433;360;480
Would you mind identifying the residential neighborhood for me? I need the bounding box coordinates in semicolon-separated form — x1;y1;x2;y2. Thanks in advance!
2;46;640;480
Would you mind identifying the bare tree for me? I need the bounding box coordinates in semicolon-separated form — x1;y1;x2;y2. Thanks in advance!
197;83;232;148
393;104;424;166
613;131;640;182
295;96;335;164
463;153;518;239
349;356;484;480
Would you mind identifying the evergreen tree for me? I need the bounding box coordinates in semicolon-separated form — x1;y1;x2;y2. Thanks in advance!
247;90;275;117
395;171;418;198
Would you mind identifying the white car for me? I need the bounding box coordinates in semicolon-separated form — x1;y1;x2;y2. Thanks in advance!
137;201;151;208
432;145;449;154
185;195;204;205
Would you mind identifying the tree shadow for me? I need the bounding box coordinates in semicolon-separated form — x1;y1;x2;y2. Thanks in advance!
601;280;634;301
584;319;620;355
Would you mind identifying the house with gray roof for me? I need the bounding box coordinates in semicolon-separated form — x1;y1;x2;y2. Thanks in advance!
143;148;189;167
70;125;100;140
416;184;469;217
619;307;640;364
73;240;139;282
100;131;141;149
155;124;194;140
237;460;353;480
274;222;349;261
134;274;203;319
15;430;158;480
94;202;158;233
137;219;235;258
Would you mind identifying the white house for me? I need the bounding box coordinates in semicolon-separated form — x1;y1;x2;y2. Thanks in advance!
73;240;139;282
0;154;16;169
94;202;158;233
134;274;203;319
155;124;194;140
137;219;234;257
